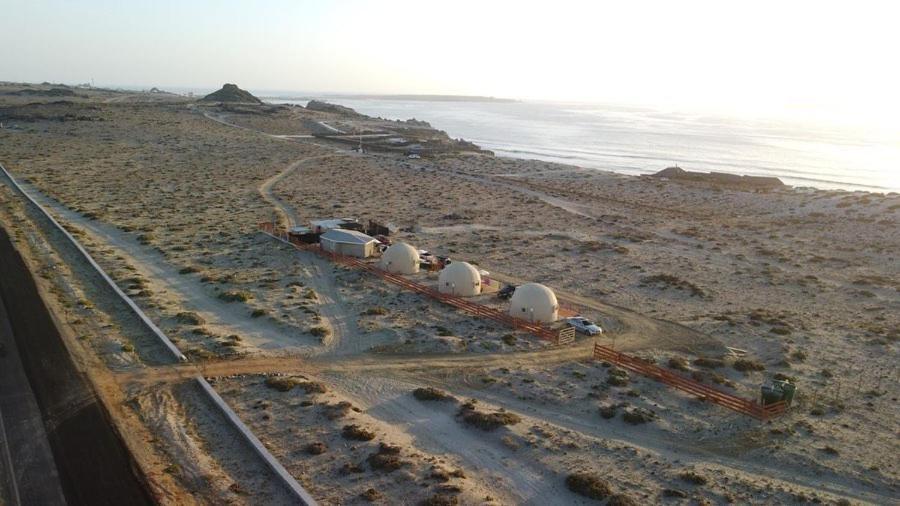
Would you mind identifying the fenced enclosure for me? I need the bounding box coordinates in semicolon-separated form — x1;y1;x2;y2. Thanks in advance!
260;222;575;345
593;344;787;420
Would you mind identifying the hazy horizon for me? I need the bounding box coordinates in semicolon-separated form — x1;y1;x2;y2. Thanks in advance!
4;0;899;136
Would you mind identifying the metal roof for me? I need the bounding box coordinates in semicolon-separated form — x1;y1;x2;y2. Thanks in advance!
320;228;376;244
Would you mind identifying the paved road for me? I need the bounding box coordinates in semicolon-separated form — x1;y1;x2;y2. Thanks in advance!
0;226;153;506
0;295;67;506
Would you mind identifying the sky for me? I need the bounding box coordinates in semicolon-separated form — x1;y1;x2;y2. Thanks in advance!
3;0;899;133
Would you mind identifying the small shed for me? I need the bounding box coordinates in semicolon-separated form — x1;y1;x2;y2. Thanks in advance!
320;229;377;258
311;218;363;234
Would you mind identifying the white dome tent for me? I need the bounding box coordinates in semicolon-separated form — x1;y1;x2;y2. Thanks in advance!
509;283;559;323
437;261;481;296
380;242;419;274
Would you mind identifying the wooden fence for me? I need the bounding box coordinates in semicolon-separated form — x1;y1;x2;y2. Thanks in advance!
260;222;572;345
592;344;787;420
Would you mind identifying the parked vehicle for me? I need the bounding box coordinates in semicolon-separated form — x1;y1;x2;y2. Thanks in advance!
564;316;603;335
497;284;517;300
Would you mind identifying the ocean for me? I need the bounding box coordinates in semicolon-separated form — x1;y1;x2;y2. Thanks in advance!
266;97;900;193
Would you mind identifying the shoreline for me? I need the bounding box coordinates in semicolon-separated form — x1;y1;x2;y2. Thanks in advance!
266;97;898;195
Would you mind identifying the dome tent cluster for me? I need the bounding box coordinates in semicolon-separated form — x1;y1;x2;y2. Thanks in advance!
377;241;560;324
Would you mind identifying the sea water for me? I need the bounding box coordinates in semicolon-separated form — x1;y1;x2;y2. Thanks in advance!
268;97;900;193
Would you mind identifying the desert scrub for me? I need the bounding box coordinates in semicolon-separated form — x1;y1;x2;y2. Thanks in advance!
413;387;454;402
322;401;353;420
607;494;638;506
367;443;405;472
341;424;376;441
435;325;453;336
622;408;656;425
178;265;199;275
218;290;253;302
639;273;707;298
606;368;629;386
121;343;135;353
679;470;708;485
309;326;329;338
136;233;155;245
250;308;267;318
733;358;765;372
175;311;204;325
502;333;517;345
599;404;618;419
297;381;327;394
458;402;521;431
264;376;299;392
305;442;327;455
693;357;724;369
566;472;611;500
364;306;388;315
667;356;689;371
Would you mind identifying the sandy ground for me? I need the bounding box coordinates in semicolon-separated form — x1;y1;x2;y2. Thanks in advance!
0;84;897;504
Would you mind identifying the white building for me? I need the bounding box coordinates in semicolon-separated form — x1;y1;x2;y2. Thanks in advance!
320;229;377;258
310;218;358;233
509;283;559;323
380;242;419;274
438;261;482;296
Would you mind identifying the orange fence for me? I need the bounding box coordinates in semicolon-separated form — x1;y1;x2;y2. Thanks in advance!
259;223;570;344
592;344;786;420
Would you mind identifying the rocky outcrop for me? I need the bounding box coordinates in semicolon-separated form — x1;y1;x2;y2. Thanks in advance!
652;166;784;190
200;84;261;104
306;100;360;116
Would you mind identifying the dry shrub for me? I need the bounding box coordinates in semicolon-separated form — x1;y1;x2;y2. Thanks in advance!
420;494;459;506
693;357;724;369
305;442;327;455
342;424;376;441
679;470;708;485
414;387;454;402
264;376;298;392
458;404;521;431
175;311;204;325
608;494;638;506
297;381;327;394
367;443;405;472
667;356;689;371
322;401;353;420
622;408;656;425
566;472;611;500
733;359;765;372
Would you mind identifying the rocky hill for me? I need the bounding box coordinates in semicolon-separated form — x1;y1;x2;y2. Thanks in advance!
200;84;261;104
